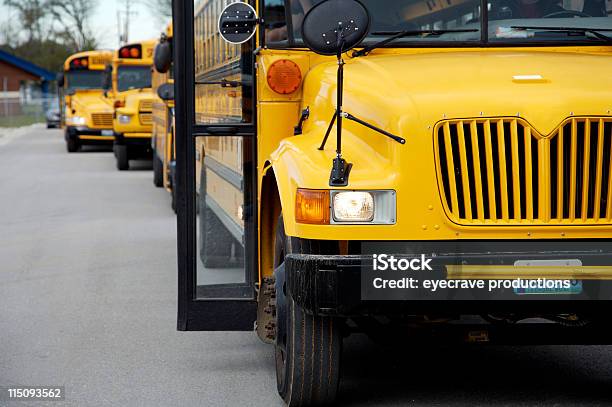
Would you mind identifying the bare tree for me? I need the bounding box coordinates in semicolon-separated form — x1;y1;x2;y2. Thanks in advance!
47;0;99;51
144;0;172;22
3;0;49;42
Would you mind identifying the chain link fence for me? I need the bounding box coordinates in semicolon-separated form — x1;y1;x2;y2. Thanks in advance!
0;96;57;128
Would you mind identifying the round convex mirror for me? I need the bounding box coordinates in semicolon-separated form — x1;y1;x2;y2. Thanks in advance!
154;40;172;74
302;0;370;56
218;2;259;44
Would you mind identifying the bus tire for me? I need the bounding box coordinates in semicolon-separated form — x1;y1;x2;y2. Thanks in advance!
170;163;177;213
171;186;177;213
66;138;79;153
153;154;163;187
115;144;129;171
65;129;79;153
273;215;342;406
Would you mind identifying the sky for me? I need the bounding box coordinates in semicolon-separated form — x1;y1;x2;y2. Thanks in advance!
91;0;169;49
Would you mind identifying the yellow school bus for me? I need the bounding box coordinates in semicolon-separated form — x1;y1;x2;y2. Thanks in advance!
58;50;114;152
174;0;612;405
152;24;177;210
109;40;156;170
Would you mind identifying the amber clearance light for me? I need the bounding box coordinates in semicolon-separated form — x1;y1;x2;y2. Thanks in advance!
296;189;329;224
267;59;302;95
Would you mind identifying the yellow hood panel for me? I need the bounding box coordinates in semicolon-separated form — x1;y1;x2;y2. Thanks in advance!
71;91;112;114
303;50;612;136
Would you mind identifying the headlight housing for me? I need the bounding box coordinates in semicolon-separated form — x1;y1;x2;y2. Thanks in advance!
331;190;395;224
118;114;131;124
295;189;396;225
68;116;86;125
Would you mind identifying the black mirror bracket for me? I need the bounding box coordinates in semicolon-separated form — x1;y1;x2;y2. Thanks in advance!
294;106;310;135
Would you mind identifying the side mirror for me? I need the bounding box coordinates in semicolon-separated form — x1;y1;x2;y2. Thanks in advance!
102;65;112;90
56;73;64;87
157;83;174;101
218;2;259;44
154;40;172;73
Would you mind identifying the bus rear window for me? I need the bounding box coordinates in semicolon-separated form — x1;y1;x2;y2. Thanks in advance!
66;71;105;91
117;66;152;92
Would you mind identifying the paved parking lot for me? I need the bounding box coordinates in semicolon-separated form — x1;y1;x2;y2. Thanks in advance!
1;127;611;406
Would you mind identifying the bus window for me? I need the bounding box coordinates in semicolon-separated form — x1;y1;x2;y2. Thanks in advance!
263;0;481;45
117;66;152;92
193;0;253;125
66;71;106;92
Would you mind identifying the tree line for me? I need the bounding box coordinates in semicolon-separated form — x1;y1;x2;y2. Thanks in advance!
0;0;172;74
0;0;98;73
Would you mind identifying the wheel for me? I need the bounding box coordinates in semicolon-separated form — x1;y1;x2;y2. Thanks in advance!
153;154;163;187
171;186;177;214
273;215;342;406
66;134;79;153
115;144;129;171
197;166;242;268
170;164;177;213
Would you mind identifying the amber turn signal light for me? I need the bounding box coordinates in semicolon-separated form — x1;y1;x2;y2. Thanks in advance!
296;189;330;224
267;59;302;95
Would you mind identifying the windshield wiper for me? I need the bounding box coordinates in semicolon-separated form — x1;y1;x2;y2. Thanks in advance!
511;26;612;42
352;29;479;57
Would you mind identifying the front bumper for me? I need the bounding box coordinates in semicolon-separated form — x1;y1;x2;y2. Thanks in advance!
65;126;114;143
285;241;612;317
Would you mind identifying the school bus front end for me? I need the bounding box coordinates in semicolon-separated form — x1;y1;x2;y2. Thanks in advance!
177;0;612;405
60;51;114;152
111;41;156;170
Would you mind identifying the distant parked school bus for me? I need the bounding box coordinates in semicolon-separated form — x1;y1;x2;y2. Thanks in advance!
152;24;176;210
106;40;156;170
58;50;114;152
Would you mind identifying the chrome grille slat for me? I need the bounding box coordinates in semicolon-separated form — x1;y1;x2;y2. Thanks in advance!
435;117;612;225
91;113;113;128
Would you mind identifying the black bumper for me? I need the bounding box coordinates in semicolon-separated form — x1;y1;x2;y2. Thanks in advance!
66;126;113;142
285;241;612;318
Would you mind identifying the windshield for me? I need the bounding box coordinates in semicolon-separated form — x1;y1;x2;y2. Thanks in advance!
117;66;152;92
263;0;612;45
66;71;105;91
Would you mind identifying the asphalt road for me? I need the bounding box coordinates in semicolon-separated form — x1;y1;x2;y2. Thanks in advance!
1;127;612;406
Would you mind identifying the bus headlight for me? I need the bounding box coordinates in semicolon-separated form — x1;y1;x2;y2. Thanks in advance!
118;114;131;124
69;116;86;125
331;190;396;224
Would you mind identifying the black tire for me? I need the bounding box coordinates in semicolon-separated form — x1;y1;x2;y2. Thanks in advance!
273;215;342;406
197;165;243;268
171;185;177;213
153;154;164;187
66;136;79;153
115;144;129;171
170;162;177;213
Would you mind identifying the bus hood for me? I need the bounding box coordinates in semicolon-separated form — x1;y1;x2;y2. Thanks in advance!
70;91;112;114
115;88;154;111
303;49;612;136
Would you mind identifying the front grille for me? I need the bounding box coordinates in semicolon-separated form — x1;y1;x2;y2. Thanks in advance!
435;117;612;225
139;113;152;125
139;100;153;112
91;113;113;128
